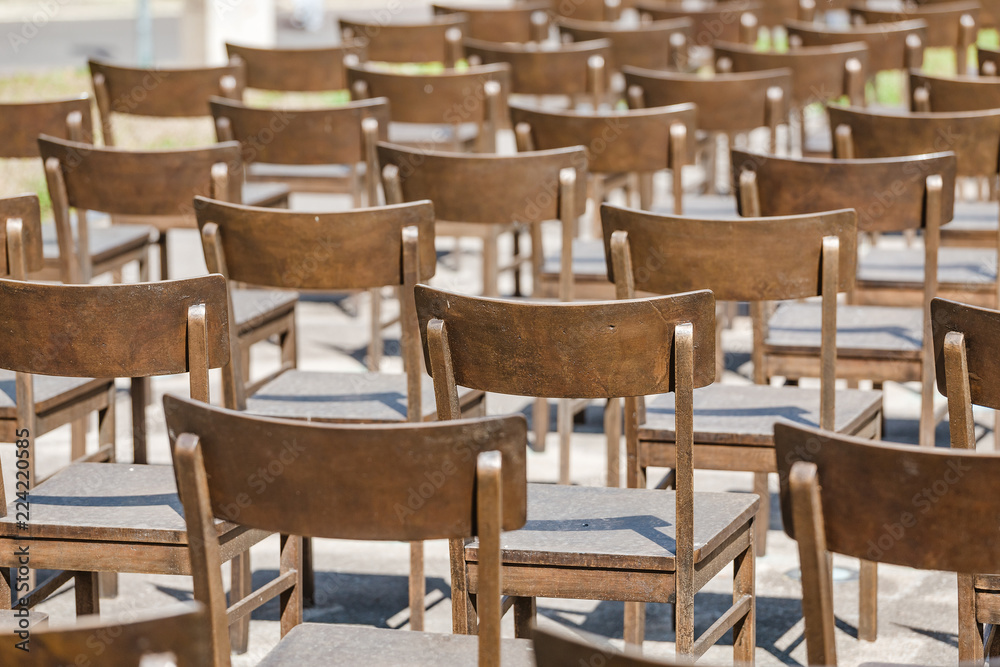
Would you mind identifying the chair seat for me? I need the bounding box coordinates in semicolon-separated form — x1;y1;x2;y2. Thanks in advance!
858;246;996;292
639;383;883;446
243;181;291;208
0;463;236;543
941;200;1000;245
246;370;484;423
465;483;758;570
975;573;1000;590
765;302;924;360
0;372;112;418
231;288;299;335
257;624;535;666
42;222;155;266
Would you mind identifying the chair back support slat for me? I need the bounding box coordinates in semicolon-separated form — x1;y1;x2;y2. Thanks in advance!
433;2;550;42
415;285;715;397
210;97;389;166
38;135;243;216
932;298;1000;411
347;63;510;125
0;194;46;275
194;197;436;289
601;205;857;301
849;1;978;49
339;14;467;63
377;142;587;223
225;41;366;91
785;18;926;73
634;0;761;44
165;394;528;540
775;422;1000;573
509;102;697;173
89;59;245;118
909;71;1000;112
557;16;692;71
0;275;230;377
462;37;612;96
731;149;957;232
0;96;93;158
828;104;1000;178
623;66;791;134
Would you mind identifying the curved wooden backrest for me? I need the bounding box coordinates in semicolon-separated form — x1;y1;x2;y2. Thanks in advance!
556;16;692;70
849;0;978;48
225;41;366;92
731;149;956;232
339;13;467;63
194;197;436;289
415;285;715;398
0;194;46;276
775;421;1000;573
377;142;588;224
932;297;1000;411
0;96;93;158
633;0;761;45
209;96;389;166
785;18;926;73
910;71;1000;111
89;58;244;118
0;602;210;667
433;2;551;42
714;40;868;106
165;393;528;540
510;101;697;173
555;0;633;22
38;135;243;215
623;65;791;133
980;45;1000;75
0;275;229;377
347;62;510;125
827;104;1000;178
601;204;857;301
462;37;613;96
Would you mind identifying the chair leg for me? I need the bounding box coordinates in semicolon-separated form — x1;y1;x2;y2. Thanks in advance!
409;541;425;631
513;597;536;638
483;230;499;297
753;473;769;556
557;398;572;485
302;537;315;608
605;397;621;487
512;231;522;297
733;523;756;664
368;288;382;372
98;572;118;599
229;551;251;654
98;386;116;460
449;538;477;634
919;366;936;448
74;572;100;617
531;398;548;453
859;559;877;641
624;601;645;651
70;418;87;460
158;234;169;280
131;376;147;465
958;572;984;662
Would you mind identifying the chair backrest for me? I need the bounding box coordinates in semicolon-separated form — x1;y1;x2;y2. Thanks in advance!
0;96;93;158
0;194;46;278
339;13;467;64
166;393;527;666
713;40;868;107
849;0;978;50
556;15;692;71
433;2;551;42
910;71;1000;112
827;104;1000;179
633;0;761;45
623;65;790;135
0;602;211;666
555;0;630;22
89;58;244;146
377;141;588;225
225;41;366;92
775;421;1000;665
784;18;925;73
979;44;1000;75
462;37;613;97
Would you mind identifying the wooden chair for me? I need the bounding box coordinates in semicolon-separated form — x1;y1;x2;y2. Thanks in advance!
0;96;155;285
339;13;467;65
166;393;533;666
225;40;366;93
347;62;510;152
0;602;211;665
731;148;957;450
462;37;613;107
932;296;1000;661
784;18;925;80
556;15;692;72
433;1;552;42
377;141;588;299
555;0;634;22
849;0;978;75
37;135;298;456
194;196;486;625
632;0;761;46
911;70;1000;111
87;58;289;212
417;284;757;659
828;105;1000;309
774;420;1000;665
0;274;265;653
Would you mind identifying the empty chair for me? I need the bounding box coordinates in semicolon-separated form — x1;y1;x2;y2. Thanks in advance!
633;0;761;46
433;1;552;42
785;18;925;78
556;15;692;71
339;12;467;64
167;394;533;666
225;40;366;94
910;70;1000;111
